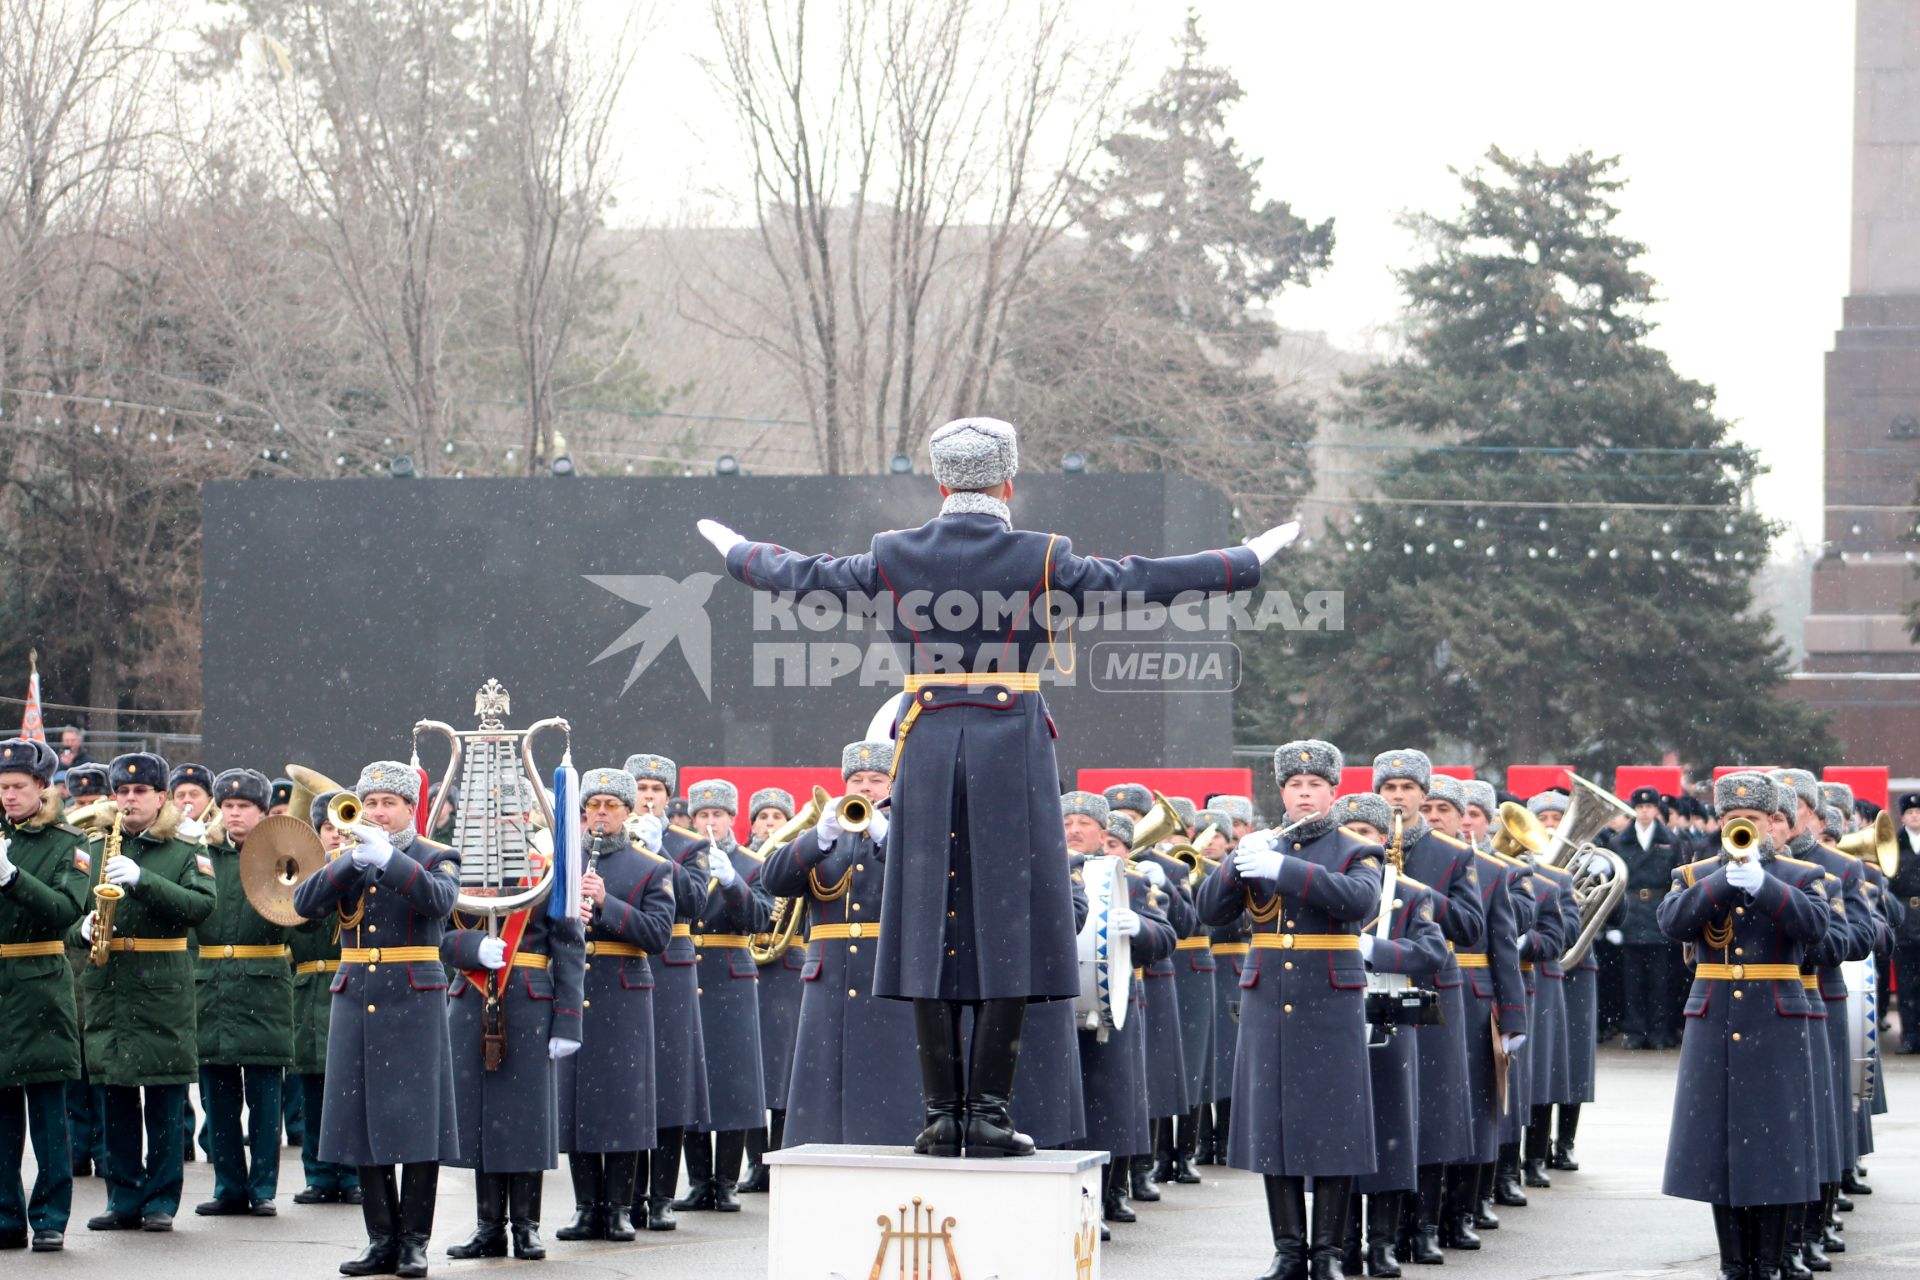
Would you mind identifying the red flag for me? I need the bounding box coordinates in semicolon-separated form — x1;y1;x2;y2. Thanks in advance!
20;651;45;743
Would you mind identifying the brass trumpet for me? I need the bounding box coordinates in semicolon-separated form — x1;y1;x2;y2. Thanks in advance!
327;793;363;832
1722;816;1762;863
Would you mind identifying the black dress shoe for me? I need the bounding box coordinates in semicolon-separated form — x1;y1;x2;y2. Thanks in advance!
141;1213;174;1232
250;1200;277;1216
86;1212;142;1231
196;1198;250;1216
294;1186;342;1205
30;1230;62;1252
0;1230;24;1250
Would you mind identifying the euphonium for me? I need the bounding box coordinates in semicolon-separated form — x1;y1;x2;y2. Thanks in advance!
1168;824;1222;889
748;786;832;965
89;810;126;967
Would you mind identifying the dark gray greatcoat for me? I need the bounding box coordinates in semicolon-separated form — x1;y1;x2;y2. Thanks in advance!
1132;849;1193;1121
758;945;805;1113
761;826;922;1146
558;839;676;1153
689;839;773;1132
1658;851;1830;1207
1173;934;1213;1108
1356;878;1449;1196
1197;824;1382;1178
1528;862;1577;1106
1076;859;1173;1159
1400;828;1485;1167
291;835;462;1167
1207;916;1250;1103
724;516;1261;1004
443;906;586;1172
1460;850;1528;1164
653;826;713;1132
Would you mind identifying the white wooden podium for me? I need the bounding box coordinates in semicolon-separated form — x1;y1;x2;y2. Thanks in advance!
763;1145;1106;1279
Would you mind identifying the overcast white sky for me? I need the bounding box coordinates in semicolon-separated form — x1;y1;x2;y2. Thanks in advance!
609;2;1858;554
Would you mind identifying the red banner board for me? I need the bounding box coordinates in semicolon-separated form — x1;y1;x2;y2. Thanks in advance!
1507;765;1573;798
1077;768;1255;812
1712;765;1781;781
681;765;847;847
1822;765;1889;810
1615;766;1684;799
1335;764;1472;796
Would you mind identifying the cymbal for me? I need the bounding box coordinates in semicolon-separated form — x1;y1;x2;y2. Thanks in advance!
240;814;327;927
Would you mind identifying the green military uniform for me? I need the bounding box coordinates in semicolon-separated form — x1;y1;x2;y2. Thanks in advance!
0;756;89;1249
192;772;294;1214
74;756;216;1231
289;894;359;1201
59;764;112;1181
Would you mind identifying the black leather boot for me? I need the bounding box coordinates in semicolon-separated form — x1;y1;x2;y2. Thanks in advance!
1173;1107;1203;1183
1819;1185;1844;1251
647;1130;681;1230
1471;1162;1499;1230
1780;1208;1813;1280
1550;1104;1580;1170
602;1152;638;1241
1341;1195;1362;1276
1193;1103;1218;1165
1842;1166;1870;1195
1366;1193;1403;1278
1440;1166;1480;1250
671;1132;717;1211
395;1161;438;1279
1308;1177;1353;1280
1101;1163;1135;1224
1130;1154;1161;1202
1492;1143;1527;1207
508;1172;545;1260
1408;1166;1444;1265
1751;1204;1790;1280
446;1171;509;1259
962;999;1034;1158
1801;1200;1830;1271
1213;1098;1232;1163
741;1123;770;1193
1711;1204;1745;1280
713;1130;744;1212
1523;1108;1553;1187
341;1166;400;1277
556;1153;602;1241
1258;1174;1308;1280
912;1000;965;1157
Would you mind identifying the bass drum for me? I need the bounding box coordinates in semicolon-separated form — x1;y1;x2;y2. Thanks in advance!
1842;957;1877;1106
1075;855;1132;1042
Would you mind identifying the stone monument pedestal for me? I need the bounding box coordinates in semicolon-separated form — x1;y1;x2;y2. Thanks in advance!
763;1144;1106;1279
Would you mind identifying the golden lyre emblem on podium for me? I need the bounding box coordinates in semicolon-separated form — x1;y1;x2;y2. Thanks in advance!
868;1197;962;1279
1071;1192;1097;1280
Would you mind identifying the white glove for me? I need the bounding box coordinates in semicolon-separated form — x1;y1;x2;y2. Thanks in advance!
1502;1033;1527;1057
104;854;141;887
79;911;96;942
1357;933;1377;962
815;804;843;849
350;821;394;869
710;851;738;888
1232;832;1284;882
1110;906;1142;938
0;837;14;885
866;809;890;844
476;936;509;970
631;814;664;854
1726;856;1764;893
1604;928;1624;946
697;518;745;556
1582;852;1612;876
548;1037;582;1060
1243;520;1301;564
1139;860;1167;890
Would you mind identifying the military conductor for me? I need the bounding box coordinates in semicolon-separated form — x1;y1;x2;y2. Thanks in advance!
700;416;1298;1158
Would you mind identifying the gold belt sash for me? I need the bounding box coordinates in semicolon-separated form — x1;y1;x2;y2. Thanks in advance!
339;946;441;964
511;952;549;969
198;944;291;960
1174;937;1211;951
1251;933;1359;952
809;923;877;942
585;941;648;958
693;934;751;949
104;937;188;953
295;960;341;975
1455;953;1490;968
671;924;692;939
0;940;67;958
1801;975;1820;990
902;672;1042;692
1519;961;1535;973
1694;963;1803;981
1211;942;1250;957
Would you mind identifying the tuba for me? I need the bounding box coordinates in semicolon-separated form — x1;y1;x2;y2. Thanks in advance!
749;786;832;965
1838;809;1895;872
1538;773;1631;970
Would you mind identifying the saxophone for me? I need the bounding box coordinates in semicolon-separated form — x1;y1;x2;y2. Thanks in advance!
89;810;126;967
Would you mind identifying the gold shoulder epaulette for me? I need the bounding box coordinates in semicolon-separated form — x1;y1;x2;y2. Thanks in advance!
1774;855;1819;871
732;845;765;865
1473;850;1507;872
1336;828;1385;853
669;824;700;839
1533;861;1573;882
57;823;84;837
1830;849;1862;865
1396;872;1431;892
1433;831;1470;850
638;846;671;866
